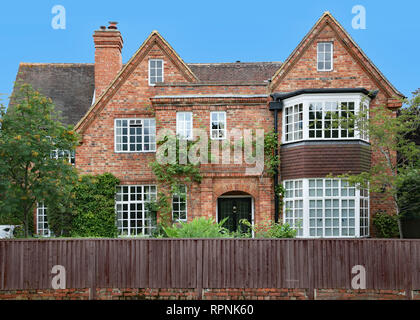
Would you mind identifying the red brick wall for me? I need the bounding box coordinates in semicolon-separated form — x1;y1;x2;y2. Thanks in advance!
1;288;417;300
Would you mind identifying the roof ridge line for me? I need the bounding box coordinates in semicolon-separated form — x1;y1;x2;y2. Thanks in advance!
19;62;94;66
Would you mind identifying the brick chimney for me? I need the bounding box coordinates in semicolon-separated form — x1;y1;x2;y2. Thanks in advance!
93;21;123;98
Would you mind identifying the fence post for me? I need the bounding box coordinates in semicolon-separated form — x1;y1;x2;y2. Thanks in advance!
88;241;97;300
196;240;203;299
307;240;315;300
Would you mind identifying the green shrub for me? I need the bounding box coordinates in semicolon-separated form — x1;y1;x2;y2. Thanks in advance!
372;211;400;238
238;219;298;238
70;173;120;237
162;217;230;238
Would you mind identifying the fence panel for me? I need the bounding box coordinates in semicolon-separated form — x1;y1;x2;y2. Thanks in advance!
0;238;419;291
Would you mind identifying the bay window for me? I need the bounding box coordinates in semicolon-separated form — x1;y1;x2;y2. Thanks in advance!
282;93;370;143
283;178;369;238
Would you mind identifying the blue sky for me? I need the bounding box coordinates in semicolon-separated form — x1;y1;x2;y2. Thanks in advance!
0;0;419;106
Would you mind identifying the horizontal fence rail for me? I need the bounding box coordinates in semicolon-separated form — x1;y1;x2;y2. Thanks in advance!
0;239;419;291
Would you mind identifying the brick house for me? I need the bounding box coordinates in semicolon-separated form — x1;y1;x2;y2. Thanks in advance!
13;12;404;238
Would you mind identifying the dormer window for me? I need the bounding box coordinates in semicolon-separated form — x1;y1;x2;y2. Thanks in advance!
149;59;164;85
317;42;333;71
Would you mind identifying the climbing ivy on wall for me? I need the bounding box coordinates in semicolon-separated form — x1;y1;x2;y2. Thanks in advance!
149;130;282;230
149;136;203;228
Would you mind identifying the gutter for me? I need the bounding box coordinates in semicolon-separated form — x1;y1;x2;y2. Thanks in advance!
271;87;378;101
268;100;283;223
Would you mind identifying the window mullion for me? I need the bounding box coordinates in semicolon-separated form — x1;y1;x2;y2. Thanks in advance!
303;179;309;237
355;187;361;237
303;102;308;141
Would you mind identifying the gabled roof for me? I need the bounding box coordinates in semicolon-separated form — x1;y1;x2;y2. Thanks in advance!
10;61;281;128
11;63;94;126
188;62;281;83
270;12;404;99
74;30;199;133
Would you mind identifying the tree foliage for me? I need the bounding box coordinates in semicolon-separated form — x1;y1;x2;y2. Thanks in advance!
0;83;79;236
334;92;420;237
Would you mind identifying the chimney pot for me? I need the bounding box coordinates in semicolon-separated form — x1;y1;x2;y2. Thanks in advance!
108;21;118;29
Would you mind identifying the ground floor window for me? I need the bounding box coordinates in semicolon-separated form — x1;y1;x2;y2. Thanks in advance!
36;202;52;237
283;178;369;238
115;185;157;236
172;185;187;222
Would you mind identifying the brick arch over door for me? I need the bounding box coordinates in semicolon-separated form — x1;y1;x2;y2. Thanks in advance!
214;183;258;201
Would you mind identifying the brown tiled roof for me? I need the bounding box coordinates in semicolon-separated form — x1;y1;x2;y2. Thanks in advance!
11;63;95;126
11;61;280;126
188;62;282;82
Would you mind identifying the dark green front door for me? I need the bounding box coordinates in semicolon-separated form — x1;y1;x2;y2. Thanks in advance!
217;198;252;233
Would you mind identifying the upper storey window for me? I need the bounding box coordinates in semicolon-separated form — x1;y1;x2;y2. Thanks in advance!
176;112;193;140
149;59;164;85
115;118;156;152
210;111;227;140
282;94;370;144
317;42;333;71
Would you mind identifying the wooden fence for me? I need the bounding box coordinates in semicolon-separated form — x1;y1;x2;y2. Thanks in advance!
1;238;419;292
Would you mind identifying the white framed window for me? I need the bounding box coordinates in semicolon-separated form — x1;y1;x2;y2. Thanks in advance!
282;93;370;144
36;202;52;237
176;112;193;139
317;42;333;71
210;111;226;140
50;149;75;165
149;59;164;85
359;188;369;237
284;103;303;142
284;180;303;236
115;118;156;152
172;185;187;222
115;185;157;236
359;100;369;141
283;178;369;238
308;101;355;139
